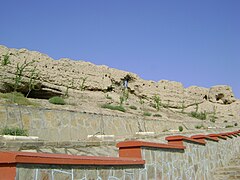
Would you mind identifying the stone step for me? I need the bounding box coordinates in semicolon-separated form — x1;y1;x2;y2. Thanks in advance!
213;166;240;180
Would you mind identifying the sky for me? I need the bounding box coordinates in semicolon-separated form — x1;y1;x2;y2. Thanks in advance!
1;0;240;98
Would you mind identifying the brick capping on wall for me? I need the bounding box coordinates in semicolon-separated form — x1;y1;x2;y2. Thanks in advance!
117;140;186;158
0;130;239;179
165;135;207;146
191;135;219;142
208;133;228;140
0;152;145;180
0;151;145;165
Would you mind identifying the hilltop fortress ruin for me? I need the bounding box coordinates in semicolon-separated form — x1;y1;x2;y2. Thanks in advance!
0;45;238;112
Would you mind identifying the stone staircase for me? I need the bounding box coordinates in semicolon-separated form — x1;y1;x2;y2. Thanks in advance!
213;155;240;180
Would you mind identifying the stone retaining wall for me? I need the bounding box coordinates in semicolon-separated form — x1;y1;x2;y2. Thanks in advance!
1;131;239;180
0;104;205;141
141;136;240;179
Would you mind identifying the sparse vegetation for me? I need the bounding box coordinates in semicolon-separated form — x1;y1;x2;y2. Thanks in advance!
79;77;87;91
129;105;137;110
190;111;207;120
213;105;217;115
119;96;124;105
195;103;199;113
64;78;74;97
143;112;151;116
178;126;183;132
119;89;129;105
208;105;218;123
209;115;217;123
210;118;216;123
195;124;204;129
225;125;233;128
65;86;69;97
49;96;65;105
181;100;185;113
106;94;112;99
1;53;10;66
1;127;28;136
139;98;144;105
224;120;228;123
26;66;39;97
101;104;126;112
139;97;145;111
13;60;36;92
0;57;39;97
0;92;36;106
122;89;129;101
153;114;162;117
153;95;161;111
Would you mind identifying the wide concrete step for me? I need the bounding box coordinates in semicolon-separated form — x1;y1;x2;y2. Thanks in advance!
213;166;240;180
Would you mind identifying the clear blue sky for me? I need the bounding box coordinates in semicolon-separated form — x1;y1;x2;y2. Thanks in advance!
1;0;240;98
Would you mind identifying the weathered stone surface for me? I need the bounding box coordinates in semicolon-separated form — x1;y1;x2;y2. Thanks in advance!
208;85;236;104
0;45;238;111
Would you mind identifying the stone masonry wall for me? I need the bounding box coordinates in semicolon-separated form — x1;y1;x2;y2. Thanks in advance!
142;137;240;179
15;134;240;180
17;165;144;180
0;104;200;141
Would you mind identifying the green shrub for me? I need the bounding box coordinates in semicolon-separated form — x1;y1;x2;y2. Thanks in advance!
150;103;156;109
119;96;124;105
153;95;161;111
0;92;36;106
79;77;87;91
143;112;151;116
1;54;10;66
139;98;144;105
190;111;206;120
210;115;217;123
49;96;65;105
122;89;129;101
13;60;36;92
1;127;28;136
210;118;216;123
225;125;233;128
195;124;204;129
119;89;129;105
234;123;238;126
224;120;228;123
26;66;39;98
178;126;183;132
153;114;162;117
129;105;137;110
106;94;112;99
101;104;126;112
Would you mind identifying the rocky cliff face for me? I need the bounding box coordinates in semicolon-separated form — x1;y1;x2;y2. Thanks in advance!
0;45;236;106
0;46;239;124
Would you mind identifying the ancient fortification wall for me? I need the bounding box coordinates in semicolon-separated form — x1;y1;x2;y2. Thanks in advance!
0;45;236;107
